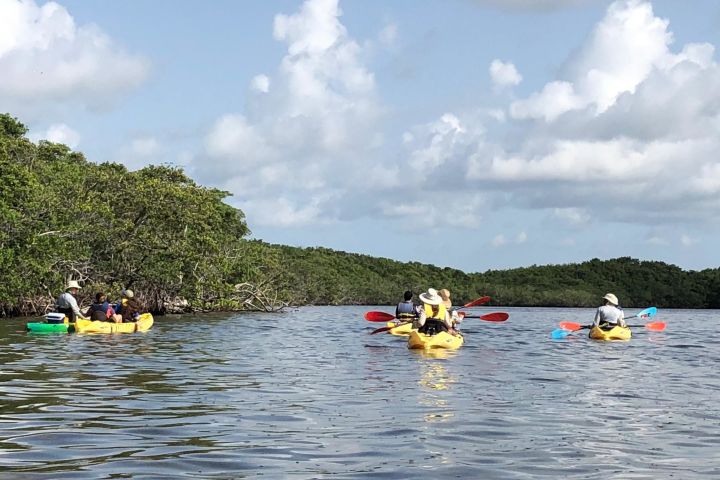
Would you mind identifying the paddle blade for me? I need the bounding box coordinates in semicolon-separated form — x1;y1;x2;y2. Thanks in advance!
645;321;666;331
478;312;508;322
364;311;396;322
551;328;572;339
559;321;583;331
624;306;657;320
461;296;491;309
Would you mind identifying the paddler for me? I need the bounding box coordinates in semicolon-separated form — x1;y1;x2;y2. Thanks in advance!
55;280;88;322
438;288;462;328
395;290;419;326
592;293;625;329
417;288;456;335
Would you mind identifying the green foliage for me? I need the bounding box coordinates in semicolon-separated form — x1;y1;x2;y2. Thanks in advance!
1;111;718;314
0;113;249;316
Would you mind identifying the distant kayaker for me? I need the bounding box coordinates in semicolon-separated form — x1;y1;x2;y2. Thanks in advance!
55;280;88;322
592;293;625;329
84;292;118;322
395;290;419;326
417;288;456;335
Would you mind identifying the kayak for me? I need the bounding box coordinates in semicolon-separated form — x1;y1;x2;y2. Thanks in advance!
27;321;74;333
75;313;154;334
589;325;631;341
27;313;74;333
386;321;414;336
408;330;464;350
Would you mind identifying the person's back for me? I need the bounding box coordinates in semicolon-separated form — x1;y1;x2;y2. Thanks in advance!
593;293;625;328
86;292;114;321
120;291;144;322
395;290;418;323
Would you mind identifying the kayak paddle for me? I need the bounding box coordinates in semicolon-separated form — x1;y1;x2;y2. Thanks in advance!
364;311;397;322
364;296;491;322
461;312;509;322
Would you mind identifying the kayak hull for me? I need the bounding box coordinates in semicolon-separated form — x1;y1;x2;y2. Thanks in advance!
589;325;631;341
27;322;73;333
75;313;154;334
408;330;464;350
386;321;414;336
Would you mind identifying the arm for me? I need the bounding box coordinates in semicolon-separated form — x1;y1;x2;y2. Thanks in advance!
417;310;427;327
592;308;601;327
68;296;87;320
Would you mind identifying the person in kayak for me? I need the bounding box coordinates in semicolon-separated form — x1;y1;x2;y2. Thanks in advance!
55;280;88;322
592;293;625;329
417;288;456;335
439;288;462;329
395;290;419;326
118;289;144;322
84;292;118;322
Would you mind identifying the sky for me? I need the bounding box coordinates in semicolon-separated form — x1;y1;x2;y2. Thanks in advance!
3;0;720;273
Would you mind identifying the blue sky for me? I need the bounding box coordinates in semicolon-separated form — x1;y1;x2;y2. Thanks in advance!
3;0;720;273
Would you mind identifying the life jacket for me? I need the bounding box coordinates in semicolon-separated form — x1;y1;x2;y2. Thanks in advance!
396;301;417;320
423;303;447;320
88;302;112;321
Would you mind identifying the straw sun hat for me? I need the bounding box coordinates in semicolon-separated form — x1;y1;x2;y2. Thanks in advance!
65;280;81;290
603;293;619;306
419;288;442;305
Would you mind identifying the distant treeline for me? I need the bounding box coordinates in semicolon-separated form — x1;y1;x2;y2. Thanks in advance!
2;112;718;316
250;243;720;309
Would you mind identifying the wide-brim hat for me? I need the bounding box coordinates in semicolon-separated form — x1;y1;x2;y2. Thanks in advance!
603;293;618;306
124;289;134;299
419;288;442;305
66;280;81;290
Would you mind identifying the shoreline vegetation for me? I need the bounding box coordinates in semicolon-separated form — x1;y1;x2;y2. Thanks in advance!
2;113;719;317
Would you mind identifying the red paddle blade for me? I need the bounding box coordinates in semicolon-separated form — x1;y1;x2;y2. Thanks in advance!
559;321;583;331
462;296;491;308
364;311;396;322
645;321;666;331
478;312;508;322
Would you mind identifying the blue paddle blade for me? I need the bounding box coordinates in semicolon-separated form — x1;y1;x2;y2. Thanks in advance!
625;306;657;320
551;328;572;339
639;306;657;318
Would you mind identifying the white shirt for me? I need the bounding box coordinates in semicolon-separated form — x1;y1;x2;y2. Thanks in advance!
593;304;625;327
56;292;82;317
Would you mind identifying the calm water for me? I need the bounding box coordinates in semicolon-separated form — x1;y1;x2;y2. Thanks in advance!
0;306;719;479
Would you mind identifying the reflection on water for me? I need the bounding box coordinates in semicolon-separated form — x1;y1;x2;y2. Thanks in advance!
0;307;719;478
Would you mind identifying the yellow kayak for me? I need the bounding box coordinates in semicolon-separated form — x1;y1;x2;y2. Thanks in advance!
408;330;464;350
75;313;154;334
385;321;414;336
589;325;631;341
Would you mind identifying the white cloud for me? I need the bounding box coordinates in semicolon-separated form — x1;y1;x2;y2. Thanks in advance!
646;235;668;246
30;123;80;149
489;59;522;89
0;0;149;115
197;0;384;228
491;234;506;247
378;23;397;45
194;0;720;234
680;234;696;247
553;207;590;226
250;74;270;93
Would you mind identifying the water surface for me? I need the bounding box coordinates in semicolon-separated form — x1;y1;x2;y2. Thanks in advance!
1;306;718;478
